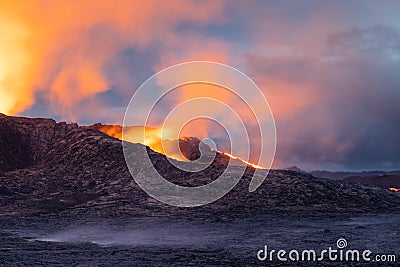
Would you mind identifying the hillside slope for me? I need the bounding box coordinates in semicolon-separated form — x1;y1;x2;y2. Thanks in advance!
0;114;399;219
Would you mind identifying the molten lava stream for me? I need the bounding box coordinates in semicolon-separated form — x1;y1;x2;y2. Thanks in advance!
221;152;265;169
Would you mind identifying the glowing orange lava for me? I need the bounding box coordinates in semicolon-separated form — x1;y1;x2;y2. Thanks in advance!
95;124;265;169
388;187;400;192
222;152;265;169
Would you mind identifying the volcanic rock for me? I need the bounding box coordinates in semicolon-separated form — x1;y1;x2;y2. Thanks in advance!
0;114;399;219
345;174;400;189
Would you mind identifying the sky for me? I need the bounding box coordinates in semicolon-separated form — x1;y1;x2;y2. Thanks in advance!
0;0;400;171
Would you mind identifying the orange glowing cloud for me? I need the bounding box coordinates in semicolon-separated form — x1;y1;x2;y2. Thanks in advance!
0;8;37;114
0;0;226;119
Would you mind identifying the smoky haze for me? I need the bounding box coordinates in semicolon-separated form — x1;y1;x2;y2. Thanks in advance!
1;1;399;171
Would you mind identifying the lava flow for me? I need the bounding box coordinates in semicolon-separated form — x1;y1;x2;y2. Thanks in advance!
388;187;400;192
221;152;265;169
88;124;265;169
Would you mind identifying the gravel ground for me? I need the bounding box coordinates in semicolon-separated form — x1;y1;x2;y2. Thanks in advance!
1;213;399;266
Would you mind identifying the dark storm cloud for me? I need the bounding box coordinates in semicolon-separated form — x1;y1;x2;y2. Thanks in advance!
246;25;400;171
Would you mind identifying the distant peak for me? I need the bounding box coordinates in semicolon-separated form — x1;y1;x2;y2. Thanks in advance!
285;165;304;172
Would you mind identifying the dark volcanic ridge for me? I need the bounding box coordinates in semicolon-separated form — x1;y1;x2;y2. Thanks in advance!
310;169;400;180
0;113;400;219
286;165;400;184
345;174;400;189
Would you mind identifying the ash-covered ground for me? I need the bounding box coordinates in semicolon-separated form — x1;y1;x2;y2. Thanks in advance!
1;213;399;266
